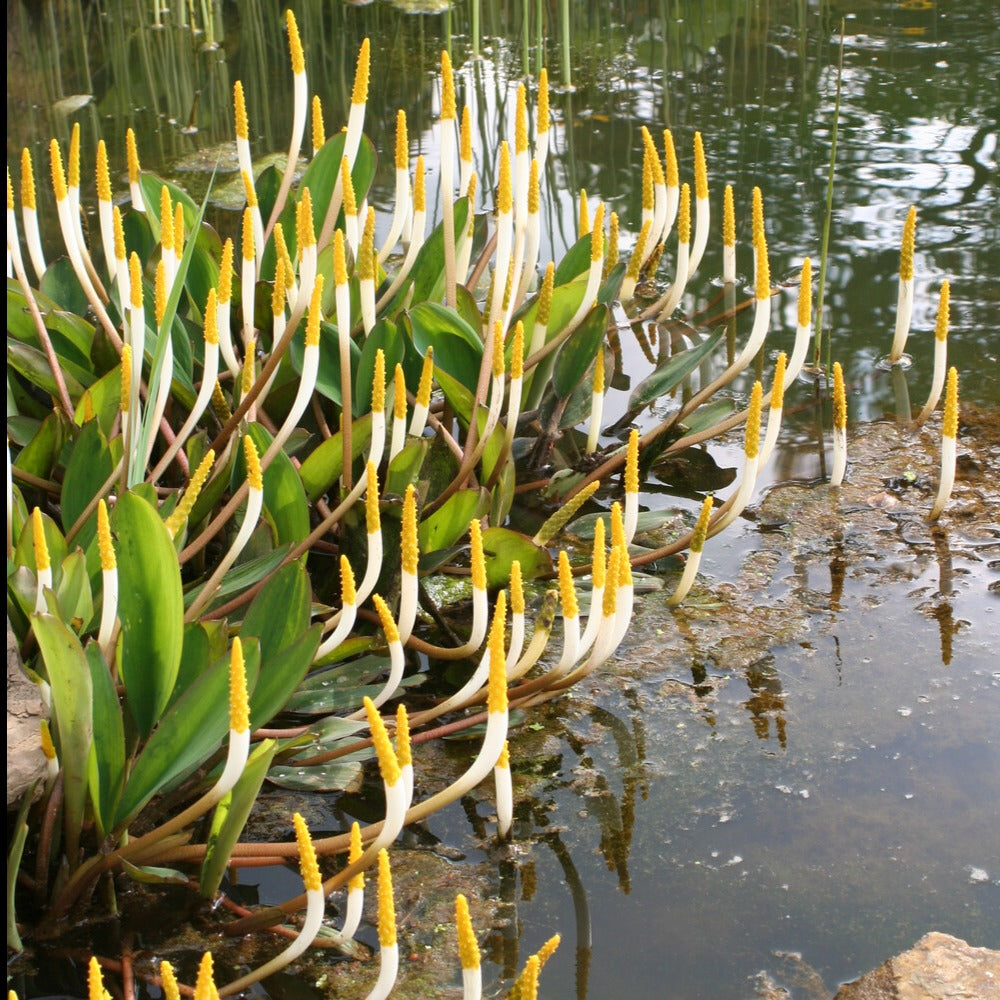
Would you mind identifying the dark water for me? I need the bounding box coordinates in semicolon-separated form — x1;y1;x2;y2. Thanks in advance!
8;1;999;997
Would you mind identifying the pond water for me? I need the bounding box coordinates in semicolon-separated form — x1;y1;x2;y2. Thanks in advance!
7;0;998;997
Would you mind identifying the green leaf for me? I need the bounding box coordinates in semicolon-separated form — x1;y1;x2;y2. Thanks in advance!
112;491;185;739
481;527;552;588
553;304;609;399
384;439;428;497
39;257;89;317
11;412;71;481
182;546;293;613
418;489;487;555
120;859;189;886
7;340;88;400
241;423;310;548
406;302;483;393
267;761;363;792
32;614;93;862
629;327;725;410
87;642;125;837
288;319;361;406
114;641;261;828
61;419;116;543
53;550;93;630
13;508;68;577
554;232;594;285
73;365;126;436
407;197;471;304
354;319;402;417
298;413;372;502
678;396;737;435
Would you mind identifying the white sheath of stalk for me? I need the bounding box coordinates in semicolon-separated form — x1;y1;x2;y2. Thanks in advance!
577;583;604;657
425;589;491;715
624;493;639;545
928;437;955;520
22;208;46;280
68;186;89;266
342;104;366;181
216;299;240;377
564;255;603;337
398;571;418;644
785;321;813;386
502;229;527;333
651;182;667;258
236;136;253;193
348;636;404;717
516;203;541;305
463;967;482;1000
345;212;359;259
98;200;116;281
452;196;474;288
758;403;784;467
551;613;580;679
723;244;736;285
364;943;398;1000
688;196;710;280
408;398;429;438
640;206;654;253
495;762;513;837
663;185;679;245
378;169;411;266
55;199;104;312
709;454;759;537
401;763;414;812
295;245;317;318
440;122;456;305
667;549;703;606
354;530;383;608
193;489;264;615
128;302;145;432
830;428;847;487
341;887;364;941
484;373;505;445
610;581;634;651
215;728;253;801
373;780;408;852
258;345;318;471
535;127;550;176
241;258;255;348
505;611;525;673
35;565;52;614
163;247;178;295
503;376;523;456
889;277;913;363
130;178;144;213
655;241;689;320
527;318;547;365
732;294;772;373
114;256;129;315
144;331;174;466
378;207;426;310
360;277;376;334
255;313;284;414
290;70;308;180
515;149;529;226
585;390;604;454
7;209;24;276
488;210;513;331
388;414;406;464
917;337;948;423
315;599;357;661
563;610;617;684
368;409;386;472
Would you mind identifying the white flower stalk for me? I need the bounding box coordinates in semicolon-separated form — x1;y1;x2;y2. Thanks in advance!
354;463;385;607
661;129;680;245
564;202;605;335
456;894;482;1000
506;561;526;672
377;155;427;310
264;276;323;466
96;500;118;656
368;349;387;472
408;345;434;437
731;232;772;372
32;507;51;614
239;207;256;349
439;50;458;309
503;322;525;457
125;127;144;212
577;517;606;657
215;239;240;378
687;132;710;279
389;364;408;463
295;190;318;317
785;257;813;384
315;556;358;661
623;429;640;543
889;206;917;363
233;80;254;183
709;381;763;536
395;704;413;810
560;545;620;685
19;148;46;279
241;170;264;280
928;369;958;521
163;449;216;541
67;125;101;292
364;849;399;1000
95;141;116;280
397;485;420;644
358;206;377;335
552;551;581;678
220;814;325;996
487;142;514;331
459;104;474;198
206;639;252;803
515;160;542;306
149;290;220;483
311;94;326;157
7;168;25;280
722;183;736;285
341;822;365;940
916;280;951;425
363;697;407;851
535;67;551;174
642;128;667;262
339;156;360;257
654;183;691;320
758;352;787;468
144;261;175;468
378;111;411;265
331;231;355;488
158;186;177;291
347;595;404;717
609;510;635;651
830;362;848;487
667;496;714;606
585;346;605;455
620;219;652;304
494;741;513;839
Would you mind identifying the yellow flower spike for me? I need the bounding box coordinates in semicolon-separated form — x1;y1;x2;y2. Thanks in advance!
154;259;167;326
120;345;132;413
233;81;249;140
745;381;763;459
202;288;219;346
125;127;141;185
662;128;678;188
241;206;254;262
771;352;787;412
610;500;626;552
498;142;513;215
606;211;620;277
641;145;654;214
365;461;381;533
241;170;258;209
228;636;249;735
371;348;386;414
498;740;510;770
440;50;456;120
900;205;917;281
348;821;364;890
592;342;605;394
97;499;116;571
20;147;37;210
244;435;262;492
460;104;472;164
112;205;125;262
532;479;601;546
159;961;181;1000
193;952;216;1000
352;37;371;106
340;156;357;218
590;203;605;262
67;123;81;190
95;140;111;202
592;516;607;590
402;484;418;576
537;67;550;133
510;560;524;615
723;184;735;247
395;704;411;769
693;131;708;200
218;238;234;304
626;220;653;282
578;188;590;237
527;158;540;216
306;275;324;348
286;9;305;75
393;364;407;420
755;237;770;301
537;262;555;328
645;240;665;276
491;320;506;379
558;550;578;620
240;339;256;398
678;183;691;245
943;366;958;439
164;449;216;537
364;696;401;787
359;205;376;281
333;228;348;287
394;110;409;170
798;256;812;327
602;546;621;618
751;186;764;248
82;390;95;424
470;519;486;591
515;84;528;154
486;590;508;715
174;202;185;256
456;894;480;971
413;154;426;213
642;126;665;186
40;719;57;762
211;381;232;424
340;554;357;606
293;812;322;892
159;186;173;252
33;507;50;573
416;347;434;407
832;363;847;432
935;278;950;341
311;95;325;151
49;139;68;202
372;594;400;645
690;495;714;554
520;955;540;1000
87;956;105;1000
625;429;639;494
376;849;397;948
617;539;633;588
272;256;286;317
511;321;525;381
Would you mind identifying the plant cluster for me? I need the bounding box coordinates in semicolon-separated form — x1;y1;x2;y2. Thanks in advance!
6;8;959;997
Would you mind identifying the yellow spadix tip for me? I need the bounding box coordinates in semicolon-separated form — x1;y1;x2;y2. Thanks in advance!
40;719;56;762
678;183;691;245
311;95;325;151
377;849;397;948
229;636;249;735
293;813;322;892
798;257;812;327
120;345;132;413
602;547;621;618
286;9;305;75
591;517;607;589
745;381;763;458
97;499;116;572
340;156;357;217
934;279;950;342
402;484;418;575
160;186;174;252
201;287;219;345
395;704;411;768
515;84;528;154
306;275;324;348
243;435;262;492
49;139;68;202
20;148;37;210
456;894;481;971
240;340;255;398
241;170;258;209
218;238;234;303
340;555;357;606
470;519;486;591
641;146;654;212
413;154;426;212
751;186;764;247
486;590;508;715
113;205;126;261
87;956;105;1000
590;203;605;262
537;262;555;326
359;205;376;281
832;363;847;432
365;697;401;787
460;104;472;163
67;123;81;190
625;429;639;494
943;366;959;439
662;128;678;187
723;184;735;248
365;461;380;533
509;560;524;615
352;38;370;106
626;220;652;281
771;352;787;411
96;140;111;202
333;228;348;286
371;347;385;413
393;364;407;420
440;50;456;120
900;205;916;282
592;342;605;394
578;189;590;237
693;131;708;199
372;594;400;646
491;321;505;379
537;68;550;132
233;81;249;140
755;237;770;301
558;550;578;619
690;495;714;554
193;952;215;1000
416;347;434;407
348;821;364;890
394;110;409;170
126;127;141;184
32;507;50;573
159;961;181;1000
498;142;513;215
511;321;525;381
528;158;540;214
